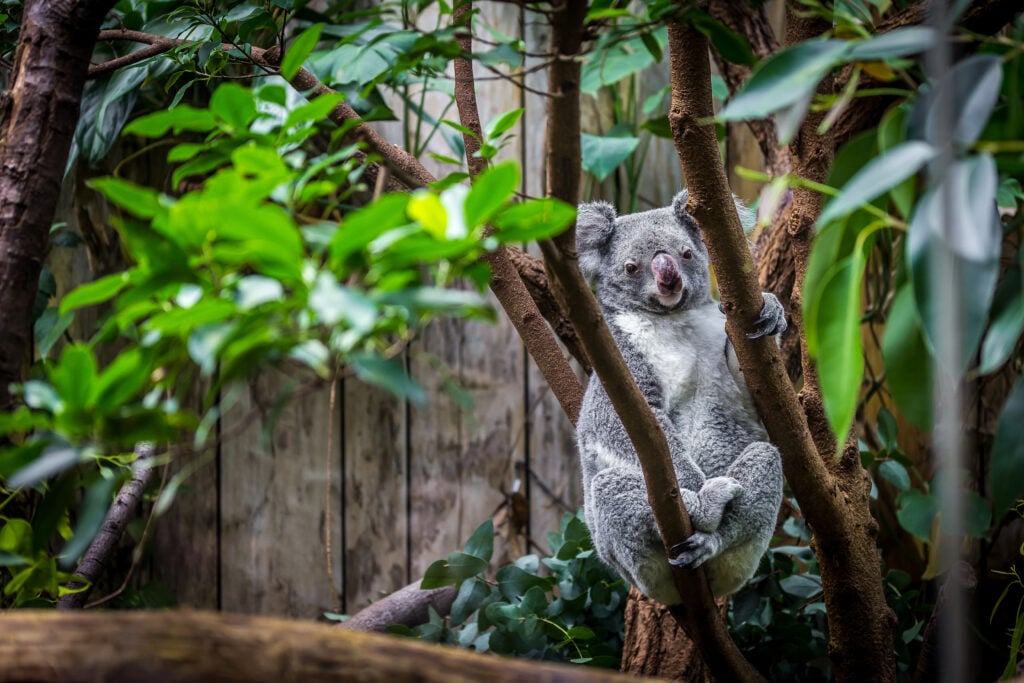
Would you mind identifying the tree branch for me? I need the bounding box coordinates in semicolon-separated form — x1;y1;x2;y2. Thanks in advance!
0;610;656;683
57;444;156;610
338;580;457;633
536;3;762;680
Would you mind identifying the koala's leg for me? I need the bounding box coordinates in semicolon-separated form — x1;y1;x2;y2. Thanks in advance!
670;442;782;577
588;466;682;605
680;476;744;533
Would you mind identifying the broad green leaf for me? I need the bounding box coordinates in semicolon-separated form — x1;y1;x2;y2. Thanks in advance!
50;344;98;411
778;574;822;600
896;489;938;541
580;133;640;182
876;407;898;449
309;273;377;332
283;92;345;130
450;577;492;625
421;551;489;589
60;475;118;567
210;82;257;130
60;272;130;314
90;178;166;219
235;275;284;309
0;519;32;554
8;443;81;489
877;105;915;218
818;141;935;225
22;381;62;413
407;192;448;238
484;108;524;140
349;353;425;404
94;348;150;411
496;564;554;601
123;105;217;137
990;377;1024;517
882;285;933;429
979;262;1024;374
463;519;494;561
281;23;324;80
909;54;1003;146
491;199;576;242
848;27;936;61
688;9;756;66
581;32;659;95
34;308;73;359
466;161;519;228
878;460;910;492
31;471;78;552
719;40;850;121
331;194;411;264
907;156;1001;371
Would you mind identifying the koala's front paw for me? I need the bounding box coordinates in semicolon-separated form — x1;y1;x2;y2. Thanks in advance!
747;292;787;339
668;531;723;569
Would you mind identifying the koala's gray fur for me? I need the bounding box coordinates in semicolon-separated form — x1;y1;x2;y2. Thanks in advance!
576;190;785;604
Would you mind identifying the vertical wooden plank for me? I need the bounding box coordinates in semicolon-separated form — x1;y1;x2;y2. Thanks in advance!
521;5;585;548
219;373;342;617
407;2;528;576
342;378;408;611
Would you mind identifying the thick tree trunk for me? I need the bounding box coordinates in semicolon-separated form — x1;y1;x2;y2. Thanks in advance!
0;610;654;683
0;0;114;410
621;588;714;681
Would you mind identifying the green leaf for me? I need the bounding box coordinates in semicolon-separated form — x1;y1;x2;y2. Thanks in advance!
309;273;377;332
349;353;425;405
484;108;524;140
8;443;81;489
580;133;640;182
848;27;936;61
876;407;898;449
466;161;519;228
60;272;130;314
34;308;73;359
60;475;118;568
450;577;492;625
123;105;217;137
210;82;257;130
896;490;938;541
907;156;1001;372
281;23;324;80
463;519;494;561
778;574;822;600
421;551;489;589
283;92;345;130
50;344;98;411
496;564;553;601
330;194;410;264
979;264;1024;374
94;348;150;411
491;199;576;242
22;381;62;413
882;285;933;429
688;9;757;66
878;460;910;492
0;519;32;554
719;40;850;121
990;376;1024;517
407;192;449;238
90;178;166;219
818;141;935;225
919;55;1003;146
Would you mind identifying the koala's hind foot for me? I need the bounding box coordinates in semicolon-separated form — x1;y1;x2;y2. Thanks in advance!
668;531;723;569
746;292;788;339
680;476;743;533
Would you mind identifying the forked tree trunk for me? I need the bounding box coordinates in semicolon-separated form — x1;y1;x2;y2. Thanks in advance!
0;0;114;410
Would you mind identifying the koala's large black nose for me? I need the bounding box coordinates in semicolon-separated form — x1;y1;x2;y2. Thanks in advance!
652;252;681;295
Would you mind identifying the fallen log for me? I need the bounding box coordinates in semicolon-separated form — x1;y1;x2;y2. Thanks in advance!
0;610;648;683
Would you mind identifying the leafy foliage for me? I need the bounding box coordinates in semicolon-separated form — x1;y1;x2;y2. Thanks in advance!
398;513;628;668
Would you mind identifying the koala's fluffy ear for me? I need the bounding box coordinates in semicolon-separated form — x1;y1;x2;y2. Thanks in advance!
576;201;617;283
673;189;756;234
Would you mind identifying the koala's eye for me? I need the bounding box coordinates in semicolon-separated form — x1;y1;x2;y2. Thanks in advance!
681;249;693;260
624;261;639;276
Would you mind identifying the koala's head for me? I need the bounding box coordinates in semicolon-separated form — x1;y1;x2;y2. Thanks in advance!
576;190;713;315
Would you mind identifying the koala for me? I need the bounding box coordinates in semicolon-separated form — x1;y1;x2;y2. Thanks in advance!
575;190;785;604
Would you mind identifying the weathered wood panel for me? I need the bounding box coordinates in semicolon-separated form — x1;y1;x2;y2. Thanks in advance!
343;378;408;611
219;373;342;617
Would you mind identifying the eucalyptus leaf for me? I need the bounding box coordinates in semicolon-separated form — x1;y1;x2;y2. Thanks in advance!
882;285;934;429
848;27;936;61
990;377;1024;517
580;133;640;182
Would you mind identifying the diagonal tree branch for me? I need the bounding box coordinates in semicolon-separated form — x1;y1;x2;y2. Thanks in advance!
667;17;897;682
535;2;762;680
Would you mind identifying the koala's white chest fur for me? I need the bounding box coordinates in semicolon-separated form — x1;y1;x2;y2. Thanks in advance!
611;305;748;413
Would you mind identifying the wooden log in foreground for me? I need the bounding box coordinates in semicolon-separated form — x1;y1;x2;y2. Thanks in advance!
0;610;653;683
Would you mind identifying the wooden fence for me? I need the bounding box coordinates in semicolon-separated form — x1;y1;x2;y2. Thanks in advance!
44;3;771;619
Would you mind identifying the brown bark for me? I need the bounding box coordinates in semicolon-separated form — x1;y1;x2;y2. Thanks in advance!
668;15;897;683
539;3;762;681
621;588;715;681
0;0;115;411
338;580;457;633
0;610;656;683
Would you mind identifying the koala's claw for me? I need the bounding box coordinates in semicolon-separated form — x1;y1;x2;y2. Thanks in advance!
746;293;787;339
668;532;721;569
